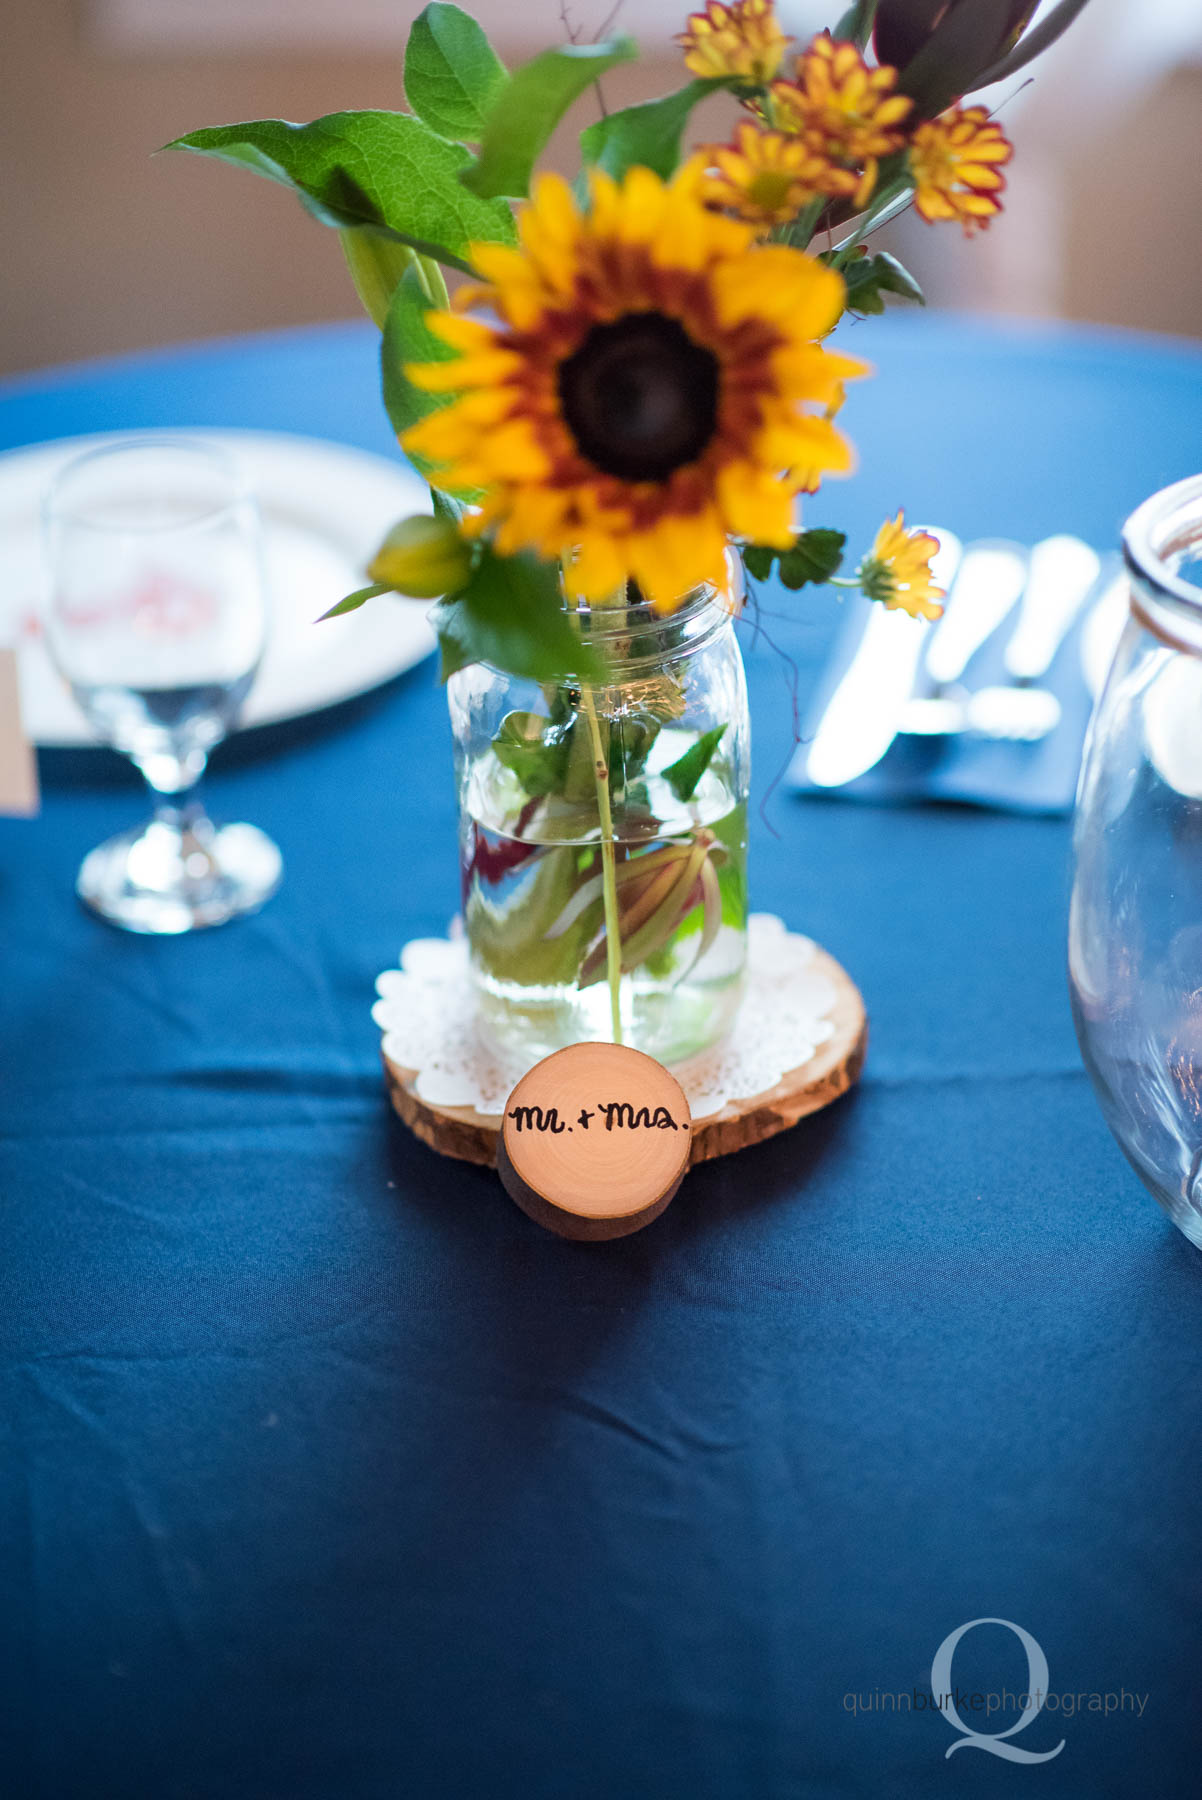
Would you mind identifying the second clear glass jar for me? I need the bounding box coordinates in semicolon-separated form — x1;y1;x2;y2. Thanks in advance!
448;584;750;1066
1070;473;1202;1248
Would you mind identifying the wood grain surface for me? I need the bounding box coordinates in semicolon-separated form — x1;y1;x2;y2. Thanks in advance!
382;944;867;1174
495;1043;692;1240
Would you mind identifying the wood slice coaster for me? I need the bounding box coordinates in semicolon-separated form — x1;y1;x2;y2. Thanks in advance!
381;941;866;1172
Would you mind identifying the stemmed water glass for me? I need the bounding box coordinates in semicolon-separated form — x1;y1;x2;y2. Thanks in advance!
43;436;282;933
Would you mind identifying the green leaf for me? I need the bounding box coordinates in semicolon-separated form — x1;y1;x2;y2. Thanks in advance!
742;529;847;589
461;38;638;200
166;112;516;271
779;530;848;589
609;714;661;792
839;250;925;317
380;263;458;475
975;0;1092;88
663;725;726;803
317;582;390;621
340;230;445;329
579;78;722;182
431;486;465;526
404;3;509;143
432;547;604;684
741;545;775;581
467;843;601;987
834;0;881;47
491;710;572;796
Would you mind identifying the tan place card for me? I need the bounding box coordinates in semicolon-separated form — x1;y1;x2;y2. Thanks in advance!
0;650;39;817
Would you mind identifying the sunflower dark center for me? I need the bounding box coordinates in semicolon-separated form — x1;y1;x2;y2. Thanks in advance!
557;312;720;483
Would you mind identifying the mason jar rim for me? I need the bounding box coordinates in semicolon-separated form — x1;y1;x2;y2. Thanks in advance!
1123;472;1202;616
559;580;737;676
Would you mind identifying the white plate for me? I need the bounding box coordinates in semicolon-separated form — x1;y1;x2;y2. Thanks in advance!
0;428;436;746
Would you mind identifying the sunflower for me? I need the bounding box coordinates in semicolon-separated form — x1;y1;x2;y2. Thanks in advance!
697;122;844;227
859;512;944;619
677;0;787;85
909;105;1013;236
403;166;869;610
770;32;912;208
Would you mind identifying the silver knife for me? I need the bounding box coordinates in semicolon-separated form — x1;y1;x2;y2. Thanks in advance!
923;541;1028;686
902;536;1098;738
1002;535;1102;681
804;528;962;788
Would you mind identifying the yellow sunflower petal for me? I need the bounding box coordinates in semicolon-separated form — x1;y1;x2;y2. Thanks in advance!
713;246;845;338
568;531;630;602
624;509;726;610
424;312;497;352
404;350;521;392
717;462;794;544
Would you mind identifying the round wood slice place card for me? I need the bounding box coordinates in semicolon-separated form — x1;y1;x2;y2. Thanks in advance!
496;1042;692;1241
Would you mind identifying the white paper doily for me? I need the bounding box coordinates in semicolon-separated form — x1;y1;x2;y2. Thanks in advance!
372;914;841;1124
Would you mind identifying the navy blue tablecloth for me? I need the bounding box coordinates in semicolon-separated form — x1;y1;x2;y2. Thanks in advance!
2;315;1201;1800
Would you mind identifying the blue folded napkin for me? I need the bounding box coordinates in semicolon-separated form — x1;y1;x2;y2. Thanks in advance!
790;554;1120;817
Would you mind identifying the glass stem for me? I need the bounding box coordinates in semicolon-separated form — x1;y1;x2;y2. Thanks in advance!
136;743;208;803
137;746;212;857
579;683;623;1046
154;792;204;833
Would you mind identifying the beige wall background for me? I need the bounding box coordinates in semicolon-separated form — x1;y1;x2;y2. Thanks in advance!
3;0;1202;379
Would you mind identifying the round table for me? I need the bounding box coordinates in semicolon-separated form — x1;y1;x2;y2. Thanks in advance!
2;315;1201;1799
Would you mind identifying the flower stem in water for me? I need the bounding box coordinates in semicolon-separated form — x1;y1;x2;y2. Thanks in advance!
578;683;623;1044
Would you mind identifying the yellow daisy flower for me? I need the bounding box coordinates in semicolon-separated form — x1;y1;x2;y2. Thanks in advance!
771;32;912;209
698;122;842;227
678;0;787;85
859;512;944;619
910;105;1013;236
403;166;870;612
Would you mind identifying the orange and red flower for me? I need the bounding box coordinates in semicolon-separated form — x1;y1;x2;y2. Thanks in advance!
909;105;1013;235
678;0;786;85
770;33;912;209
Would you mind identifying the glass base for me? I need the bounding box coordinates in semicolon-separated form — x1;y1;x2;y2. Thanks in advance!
77;812;282;935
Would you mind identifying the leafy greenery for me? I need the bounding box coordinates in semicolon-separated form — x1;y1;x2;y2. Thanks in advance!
380;264;460;479
460;38;638;199
491;696;667;806
579;79;722;182
833;0;881;49
433;546;604;684
608;715;661;793
341;231;446;330
837;249;925;316
466;843;602;987
431;487;466;526
492;711;573;795
404;3;508;143
317;582;390;621
663;724;726;802
742;529;847;589
975;0;1092;89
166;112;516;271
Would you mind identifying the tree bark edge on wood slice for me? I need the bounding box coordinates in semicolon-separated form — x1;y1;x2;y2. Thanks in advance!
382;943;866;1169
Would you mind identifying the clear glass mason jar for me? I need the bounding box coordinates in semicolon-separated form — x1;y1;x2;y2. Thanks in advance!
448;583;750;1066
1070;473;1202;1248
